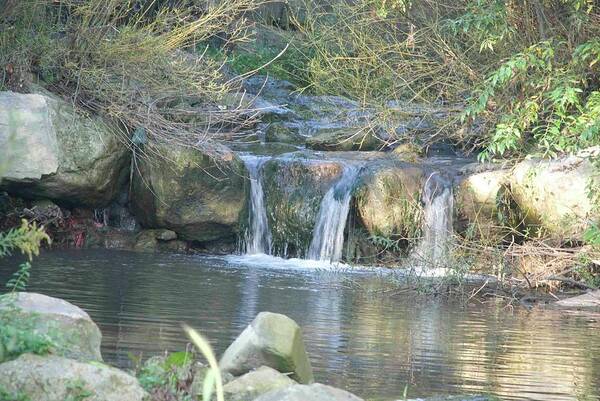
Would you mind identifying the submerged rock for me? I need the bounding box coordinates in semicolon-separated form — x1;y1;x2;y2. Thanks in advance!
0;354;146;401
254;383;364;401
510;152;600;241
0;91;129;207
222;366;296;401
131;144;248;242
219;312;314;384
0;292;102;362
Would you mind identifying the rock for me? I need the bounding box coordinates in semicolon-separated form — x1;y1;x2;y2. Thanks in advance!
0;354;146;401
455;169;512;240
190;363;234;399
0;292;102;362
306;127;385;151
254;383;364;401
265;122;305;144
134;229;183;252
0;91;130;207
554;290;600;310
131;143;249;242
509;153;600;241
219;312;314;384
262;158;343;255
355;163;425;240
220;366;296;401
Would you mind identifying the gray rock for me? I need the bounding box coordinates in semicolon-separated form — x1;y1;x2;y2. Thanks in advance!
0;354;147;401
555;290;600;310
0;292;102;362
219;312;314;384
0;91;130;207
221;366;296;401
510;152;600;241
306;127;385;151
254;383;364;401
131;143;249;242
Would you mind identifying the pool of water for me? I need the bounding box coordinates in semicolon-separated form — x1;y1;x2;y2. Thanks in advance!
1;249;600;400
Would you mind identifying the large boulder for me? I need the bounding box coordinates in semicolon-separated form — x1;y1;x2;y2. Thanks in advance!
510;152;600;241
221;366;296;401
262;158;343;255
354;163;425;240
0;91;129;207
131;144;249;242
0;354;146;401
455;168;512;241
219;312;314;384
0;292;102;362
254;383;364;401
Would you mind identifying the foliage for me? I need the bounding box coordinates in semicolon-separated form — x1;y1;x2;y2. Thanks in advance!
0;219;49;261
0;0;258;155
183;325;224;401
5;262;32;293
136;351;195;400
0;310;55;363
0;386;30;401
134;330;223;401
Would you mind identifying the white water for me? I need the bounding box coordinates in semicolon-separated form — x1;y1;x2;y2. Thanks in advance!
411;172;454;270
308;165;360;263
240;155;272;255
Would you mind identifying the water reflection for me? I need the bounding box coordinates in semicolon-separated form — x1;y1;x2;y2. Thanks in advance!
1;249;599;400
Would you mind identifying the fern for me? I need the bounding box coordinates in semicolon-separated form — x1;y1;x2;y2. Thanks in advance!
5;262;32;293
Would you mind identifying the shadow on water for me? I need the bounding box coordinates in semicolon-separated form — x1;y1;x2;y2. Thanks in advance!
1;249;600;401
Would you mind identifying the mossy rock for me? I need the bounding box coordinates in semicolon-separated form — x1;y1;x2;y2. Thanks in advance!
0;292;102;363
0;90;130;207
354;163;425;243
509;153;600;241
0;354;146;401
305;128;385;151
261;158;343;255
265;122;305;144
131;143;249;242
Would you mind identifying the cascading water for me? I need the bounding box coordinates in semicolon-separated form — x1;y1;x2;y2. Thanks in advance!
412;173;454;268
241;155;272;255
308;165;360;263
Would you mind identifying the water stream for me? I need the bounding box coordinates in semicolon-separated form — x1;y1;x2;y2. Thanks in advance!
411;172;455;270
241;155;272;255
308;164;360;263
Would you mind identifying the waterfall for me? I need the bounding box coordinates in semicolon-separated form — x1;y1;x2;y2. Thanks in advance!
241;155;272;255
412;173;454;268
308;165;360;263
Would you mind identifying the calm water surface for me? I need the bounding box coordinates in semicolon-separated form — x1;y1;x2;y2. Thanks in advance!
1;249;600;401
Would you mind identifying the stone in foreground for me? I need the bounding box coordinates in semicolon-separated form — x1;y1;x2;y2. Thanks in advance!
0;292;102;362
219;312;314;384
0;354;146;401
254;383;364;401
222;366;296;401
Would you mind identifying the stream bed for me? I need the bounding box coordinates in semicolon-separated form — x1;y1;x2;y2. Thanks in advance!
1;249;600;401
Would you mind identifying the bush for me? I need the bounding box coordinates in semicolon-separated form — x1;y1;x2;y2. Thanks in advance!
1;0;258;155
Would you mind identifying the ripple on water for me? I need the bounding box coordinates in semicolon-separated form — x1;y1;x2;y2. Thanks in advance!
1;249;600;401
